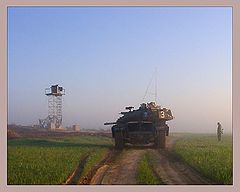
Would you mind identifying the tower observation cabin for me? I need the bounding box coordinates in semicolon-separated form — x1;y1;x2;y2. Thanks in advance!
45;85;65;96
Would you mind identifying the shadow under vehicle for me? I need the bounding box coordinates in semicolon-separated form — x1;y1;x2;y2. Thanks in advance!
104;102;173;149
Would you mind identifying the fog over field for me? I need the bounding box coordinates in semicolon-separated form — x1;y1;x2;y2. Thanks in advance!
8;7;232;133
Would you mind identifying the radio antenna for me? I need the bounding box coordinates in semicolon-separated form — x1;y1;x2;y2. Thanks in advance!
155;67;158;103
141;68;158;103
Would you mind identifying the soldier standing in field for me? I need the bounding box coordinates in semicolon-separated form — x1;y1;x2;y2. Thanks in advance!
217;122;223;141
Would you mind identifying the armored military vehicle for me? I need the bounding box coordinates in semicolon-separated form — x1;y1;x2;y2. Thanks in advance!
104;102;173;149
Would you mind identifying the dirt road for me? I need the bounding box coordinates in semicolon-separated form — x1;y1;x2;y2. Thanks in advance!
90;135;212;185
148;135;210;184
148;149;210;184
91;149;146;184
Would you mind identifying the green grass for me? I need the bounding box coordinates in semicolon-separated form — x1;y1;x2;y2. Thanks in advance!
136;153;162;184
174;134;232;184
8;136;113;185
81;147;108;176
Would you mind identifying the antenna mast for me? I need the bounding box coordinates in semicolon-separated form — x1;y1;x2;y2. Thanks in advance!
141;68;158;103
155;68;157;103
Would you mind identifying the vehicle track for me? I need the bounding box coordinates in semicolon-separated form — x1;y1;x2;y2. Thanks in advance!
65;155;89;185
90;135;213;185
148;149;211;184
91;149;146;184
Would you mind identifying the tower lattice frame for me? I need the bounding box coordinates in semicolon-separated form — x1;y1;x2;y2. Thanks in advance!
39;84;65;129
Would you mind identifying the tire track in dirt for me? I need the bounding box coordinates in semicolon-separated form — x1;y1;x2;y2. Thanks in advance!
79;149;119;184
148;149;211;184
65;155;89;185
91;149;146;184
89;135;213;185
147;135;212;185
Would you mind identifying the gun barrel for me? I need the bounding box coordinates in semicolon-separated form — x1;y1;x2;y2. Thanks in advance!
104;122;117;125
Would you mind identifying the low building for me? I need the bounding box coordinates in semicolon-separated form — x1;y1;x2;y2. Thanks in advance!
73;124;80;132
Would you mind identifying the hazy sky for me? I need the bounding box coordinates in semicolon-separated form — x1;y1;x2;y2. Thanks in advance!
8;7;232;133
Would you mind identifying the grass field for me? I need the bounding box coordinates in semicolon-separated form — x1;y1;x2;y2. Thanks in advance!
8;133;233;185
8;136;113;184
174;134;232;184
